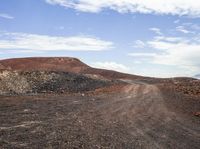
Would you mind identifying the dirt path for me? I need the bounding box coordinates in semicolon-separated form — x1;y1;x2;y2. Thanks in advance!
85;81;200;149
0;81;200;149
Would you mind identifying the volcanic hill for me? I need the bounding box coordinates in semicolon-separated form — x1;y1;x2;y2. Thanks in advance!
0;57;89;73
0;57;142;80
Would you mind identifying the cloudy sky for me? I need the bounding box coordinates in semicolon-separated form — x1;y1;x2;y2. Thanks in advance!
1;0;200;77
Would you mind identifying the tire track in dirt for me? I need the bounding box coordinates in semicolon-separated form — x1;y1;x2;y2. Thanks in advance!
81;80;200;149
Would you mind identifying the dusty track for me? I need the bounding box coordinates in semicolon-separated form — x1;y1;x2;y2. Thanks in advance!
0;81;200;149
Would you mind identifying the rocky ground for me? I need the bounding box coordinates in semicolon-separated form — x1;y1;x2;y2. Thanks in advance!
173;79;200;97
0;70;114;95
0;57;200;149
0;81;200;149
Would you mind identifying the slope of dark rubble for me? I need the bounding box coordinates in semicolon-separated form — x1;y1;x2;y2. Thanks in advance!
0;70;112;95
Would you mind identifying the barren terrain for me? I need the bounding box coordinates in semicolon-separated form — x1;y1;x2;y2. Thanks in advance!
0;57;200;149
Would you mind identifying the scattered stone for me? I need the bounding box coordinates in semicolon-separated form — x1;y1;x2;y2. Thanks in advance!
0;70;112;95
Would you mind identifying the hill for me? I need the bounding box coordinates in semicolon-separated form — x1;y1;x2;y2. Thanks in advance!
0;57;89;73
0;57;141;95
194;74;200;79
0;57;142;80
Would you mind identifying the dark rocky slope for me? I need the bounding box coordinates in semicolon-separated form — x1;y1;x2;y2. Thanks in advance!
0;70;112;95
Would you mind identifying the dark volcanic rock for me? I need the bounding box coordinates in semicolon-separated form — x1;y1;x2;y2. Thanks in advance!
0;70;111;95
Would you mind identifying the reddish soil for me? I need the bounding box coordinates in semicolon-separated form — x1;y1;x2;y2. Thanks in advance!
0;64;6;70
0;57;89;73
82;67;142;80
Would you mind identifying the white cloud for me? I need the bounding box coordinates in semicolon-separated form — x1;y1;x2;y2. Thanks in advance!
176;26;194;34
0;13;14;19
154;36;184;43
133;40;146;48
174;19;180;24
45;0;200;17
149;28;162;35
129;35;200;76
149;41;200;67
128;53;158;57
0;31;113;52
181;23;200;31
91;61;130;73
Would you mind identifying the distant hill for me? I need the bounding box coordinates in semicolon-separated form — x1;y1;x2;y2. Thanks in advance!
194;74;200;79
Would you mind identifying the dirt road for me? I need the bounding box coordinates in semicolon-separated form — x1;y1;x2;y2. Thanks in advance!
0;81;200;149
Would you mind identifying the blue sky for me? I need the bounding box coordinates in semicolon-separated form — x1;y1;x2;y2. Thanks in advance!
0;0;200;77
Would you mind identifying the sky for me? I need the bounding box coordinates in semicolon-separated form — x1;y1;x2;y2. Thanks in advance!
0;0;200;78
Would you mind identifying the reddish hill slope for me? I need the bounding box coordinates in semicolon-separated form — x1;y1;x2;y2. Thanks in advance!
0;57;89;73
0;63;6;70
82;67;142;80
0;57;141;80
